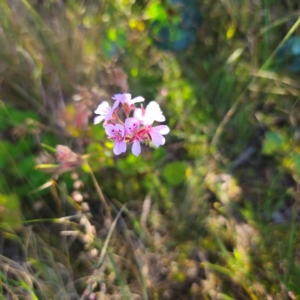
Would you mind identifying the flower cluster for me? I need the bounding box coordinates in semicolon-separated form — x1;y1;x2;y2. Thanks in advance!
94;93;170;156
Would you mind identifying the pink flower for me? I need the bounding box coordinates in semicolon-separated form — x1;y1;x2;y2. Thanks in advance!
113;93;144;107
105;123;127;155
93;93;170;157
134;101;165;125
125;118;143;156
94;102;111;124
146;125;170;147
106;93;144;120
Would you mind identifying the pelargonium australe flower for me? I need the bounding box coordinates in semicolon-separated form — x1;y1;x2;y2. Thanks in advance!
94;101;111;124
106;93;144;120
125;117;143;156
94;93;169;156
146;125;170;147
104;123;127;155
134;101;166;125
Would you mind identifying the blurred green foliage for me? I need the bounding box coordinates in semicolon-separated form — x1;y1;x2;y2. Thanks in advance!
162;161;186;186
0;194;22;229
1;0;300;299
0;105;50;199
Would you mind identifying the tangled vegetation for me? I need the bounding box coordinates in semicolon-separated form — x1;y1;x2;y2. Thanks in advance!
1;0;300;299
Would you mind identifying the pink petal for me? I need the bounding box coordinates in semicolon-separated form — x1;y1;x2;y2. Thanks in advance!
134;101;165;125
146;125;169;147
132;140;141;156
105;107;116;120
112;94;125;101
111;99;120;110
146;101;161;114
155;115;165;122
113;93;131;104
149;132;165;147
130;96;144;104
94;101;110;115
152;125;170;135
125;118;139;134
105;124;116;136
94;115;105;124
133;108;143;121
114;140;126;155
115;123;125;136
105;113;112;121
144;116;155;126
146;101;165;122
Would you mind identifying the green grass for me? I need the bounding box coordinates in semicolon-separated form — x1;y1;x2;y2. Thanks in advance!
1;0;300;299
